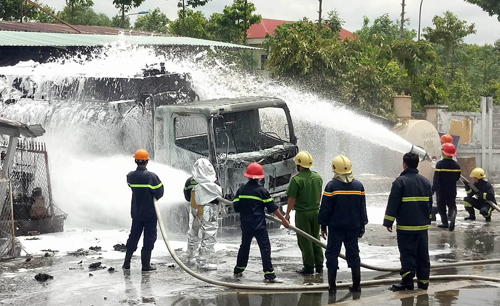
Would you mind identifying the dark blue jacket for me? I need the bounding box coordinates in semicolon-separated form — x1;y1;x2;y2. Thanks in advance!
318;179;368;233
233;180;279;232
127;166;164;221
183;177;197;202
465;179;497;204
432;158;461;197
383;168;433;232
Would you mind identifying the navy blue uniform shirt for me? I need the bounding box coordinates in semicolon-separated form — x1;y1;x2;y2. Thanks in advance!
127;166;164;221
233;180;279;232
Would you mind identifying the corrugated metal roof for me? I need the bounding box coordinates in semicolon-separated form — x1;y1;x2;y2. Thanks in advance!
0;21;164;36
0;31;256;49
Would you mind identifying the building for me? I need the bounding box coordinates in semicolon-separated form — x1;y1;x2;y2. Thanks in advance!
246;18;356;69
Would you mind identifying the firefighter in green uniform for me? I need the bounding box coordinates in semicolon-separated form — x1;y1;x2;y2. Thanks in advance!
285;151;324;274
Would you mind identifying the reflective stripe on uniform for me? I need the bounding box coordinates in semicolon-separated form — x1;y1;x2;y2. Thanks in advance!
418;279;429;284
323;190;365;197
486;207;493;217
384;215;395;221
235;195;273;203
484;193;488;200
236;266;246;270
264;270;275;274
396;225;429;231
402;197;430;202
401;271;412;278
184;184;197;190
128;182;163;189
434;169;461;172
466;189;473;194
464;200;472;207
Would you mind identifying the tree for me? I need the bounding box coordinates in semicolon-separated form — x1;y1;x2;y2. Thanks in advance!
356;14;416;43
169;9;208;38
324;10;344;37
464;0;500;21
31;3;58;23
0;0;55;22
134;8;169;34
112;14;130;29
423;11;476;83
208;0;261;44
65;0;93;23
56;4;111;26
113;0;145;28
177;0;212;35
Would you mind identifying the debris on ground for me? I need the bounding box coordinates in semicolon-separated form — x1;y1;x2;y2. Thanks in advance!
89;273;93;277
44;253;51;257
28;231;40;236
41;249;59;253
67;248;89;256
142;297;155;303
35;273;53;282
89;246;102;252
108;267;115;273
168;264;175;268
89;262;106;271
25;237;40;241
113;244;127;252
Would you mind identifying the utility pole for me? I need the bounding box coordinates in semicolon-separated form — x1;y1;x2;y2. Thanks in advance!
318;0;323;33
418;0;424;41
400;0;405;40
20;0;24;23
243;0;248;44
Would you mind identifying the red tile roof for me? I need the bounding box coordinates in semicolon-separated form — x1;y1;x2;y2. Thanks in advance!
247;18;355;40
0;21;169;36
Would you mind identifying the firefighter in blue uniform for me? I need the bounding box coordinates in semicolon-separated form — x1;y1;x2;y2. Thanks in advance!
233;163;290;282
432;143;461;231
184;177;197;202
319;155;368;294
123;149;164;272
463;167;496;222
383;152;432;291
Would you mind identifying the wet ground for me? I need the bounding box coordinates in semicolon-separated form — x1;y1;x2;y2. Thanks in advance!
2;190;500;306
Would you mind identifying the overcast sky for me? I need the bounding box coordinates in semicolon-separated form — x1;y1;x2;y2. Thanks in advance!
41;0;499;45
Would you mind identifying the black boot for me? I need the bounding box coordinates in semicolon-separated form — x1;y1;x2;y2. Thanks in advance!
449;208;457;231
349;266;361;292
390;272;414;291
328;268;337;294
296;267;314;275
438;212;449;228
464;207;476;221
141;250;156;272
122;249;133;270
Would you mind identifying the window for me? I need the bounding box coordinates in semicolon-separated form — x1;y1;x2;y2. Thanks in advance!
174;115;209;156
259;107;290;145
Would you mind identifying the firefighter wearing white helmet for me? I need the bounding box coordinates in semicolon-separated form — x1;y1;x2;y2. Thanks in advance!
319;155;368;294
463;167;496;222
286;151;324;275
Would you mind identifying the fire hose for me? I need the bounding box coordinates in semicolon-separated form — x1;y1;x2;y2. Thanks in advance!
154;199;500;290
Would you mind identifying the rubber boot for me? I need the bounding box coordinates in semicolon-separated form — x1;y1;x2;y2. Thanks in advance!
328;268;337;294
438;212;449;228
430;206;438;222
464;207;476;221
349;266;361;292
449;208;457;231
390;272;414;291
141;250;156;272
122;249;133;270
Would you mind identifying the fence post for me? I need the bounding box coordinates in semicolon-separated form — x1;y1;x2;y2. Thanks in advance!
481;97;487;170
487;97;494;176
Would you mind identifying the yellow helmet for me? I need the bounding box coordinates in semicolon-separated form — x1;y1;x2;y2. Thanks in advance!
294;151;313;168
470;168;486;180
332;155;352;174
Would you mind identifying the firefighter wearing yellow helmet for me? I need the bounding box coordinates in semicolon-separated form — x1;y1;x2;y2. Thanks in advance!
285;151;324;275
319;155;368;294
463;168;496;222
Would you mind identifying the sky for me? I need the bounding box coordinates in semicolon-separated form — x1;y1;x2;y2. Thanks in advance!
40;0;499;45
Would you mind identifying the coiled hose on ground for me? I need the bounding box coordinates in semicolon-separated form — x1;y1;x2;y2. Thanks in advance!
154;200;500;290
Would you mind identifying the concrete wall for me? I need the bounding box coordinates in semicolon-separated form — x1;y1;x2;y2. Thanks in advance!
433;97;499;182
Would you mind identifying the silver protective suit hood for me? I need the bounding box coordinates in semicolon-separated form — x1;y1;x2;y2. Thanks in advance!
192;158;222;205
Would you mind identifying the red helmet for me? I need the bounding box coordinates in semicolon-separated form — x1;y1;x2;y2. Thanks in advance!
440;134;453;144
245;163;265;179
442;143;457;156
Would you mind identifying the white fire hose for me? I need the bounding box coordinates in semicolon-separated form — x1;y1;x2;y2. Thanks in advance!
154;199;500;290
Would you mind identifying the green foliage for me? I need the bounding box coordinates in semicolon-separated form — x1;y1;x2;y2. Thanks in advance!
176;0;212;36
134;8;169;34
356;14;416;43
0;0;56;22
57;3;111;26
423;11;476;50
0;0;22;21
464;0;500;21
64;0;93;23
113;0;145;28
208;0;262;44
112;14;130;28
169;9;208;38
324;10;344;36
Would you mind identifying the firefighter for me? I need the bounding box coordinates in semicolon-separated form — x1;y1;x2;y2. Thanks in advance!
463;168;496;222
440;134;453;144
432;143;461;231
318;155;368;294
431;134;454;222
123;149;164;272
285;151;324;275
187;158;222;270
233;163;290;282
383;152;432;291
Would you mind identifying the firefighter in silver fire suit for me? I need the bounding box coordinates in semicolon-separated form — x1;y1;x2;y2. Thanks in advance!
186;158;222;270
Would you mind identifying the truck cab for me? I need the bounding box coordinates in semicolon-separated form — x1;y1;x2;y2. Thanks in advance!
154;96;298;207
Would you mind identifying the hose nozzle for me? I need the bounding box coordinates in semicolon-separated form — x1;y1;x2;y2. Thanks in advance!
410;145;431;162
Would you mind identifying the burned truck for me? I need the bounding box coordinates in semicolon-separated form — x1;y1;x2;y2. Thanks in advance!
154;97;299;231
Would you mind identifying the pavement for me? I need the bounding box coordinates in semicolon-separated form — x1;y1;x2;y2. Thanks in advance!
2;191;500;306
